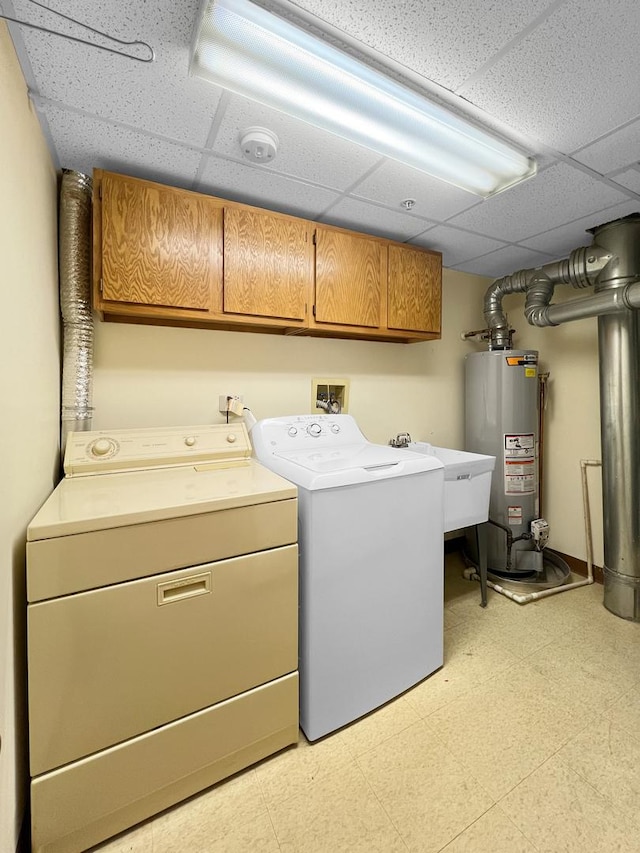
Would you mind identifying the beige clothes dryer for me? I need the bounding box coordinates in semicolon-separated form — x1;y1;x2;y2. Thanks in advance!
26;424;299;853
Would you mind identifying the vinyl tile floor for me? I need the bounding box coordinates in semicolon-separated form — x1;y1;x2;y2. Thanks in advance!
92;552;640;853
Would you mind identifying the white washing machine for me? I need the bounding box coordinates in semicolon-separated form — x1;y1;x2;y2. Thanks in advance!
251;414;444;741
26;423;299;853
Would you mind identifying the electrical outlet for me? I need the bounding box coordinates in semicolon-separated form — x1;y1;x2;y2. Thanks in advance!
218;394;244;416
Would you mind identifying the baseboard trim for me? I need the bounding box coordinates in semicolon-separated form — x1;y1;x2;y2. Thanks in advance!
551;550;604;585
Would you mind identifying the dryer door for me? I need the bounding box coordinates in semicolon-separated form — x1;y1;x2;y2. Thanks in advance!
28;544;297;776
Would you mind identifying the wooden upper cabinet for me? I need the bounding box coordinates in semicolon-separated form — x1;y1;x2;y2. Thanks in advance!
387;244;442;334
223;207;311;322
99;172;221;311
314;228;385;328
94;171;442;341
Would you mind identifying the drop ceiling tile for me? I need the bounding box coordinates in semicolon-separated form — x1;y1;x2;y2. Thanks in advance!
349;160;479;222
461;0;640;152
454;245;557;278
519;200;640;256
319;197;433;240
7;0;220;146
287;0;553;90
572;119;640;174
447;163;629;243
210;95;382;190
409;225;508;267
611;169;640;193
197;154;340;218
40;103;202;187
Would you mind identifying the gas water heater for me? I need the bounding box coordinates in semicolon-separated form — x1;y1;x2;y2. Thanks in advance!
465;349;550;577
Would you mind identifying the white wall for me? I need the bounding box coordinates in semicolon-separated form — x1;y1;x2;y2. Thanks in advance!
0;23;59;852
93;268;605;569
92;268;486;448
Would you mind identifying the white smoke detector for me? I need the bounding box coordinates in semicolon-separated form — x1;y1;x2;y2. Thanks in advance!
240;127;279;163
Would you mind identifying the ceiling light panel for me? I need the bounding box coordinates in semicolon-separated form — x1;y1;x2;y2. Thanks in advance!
191;0;536;196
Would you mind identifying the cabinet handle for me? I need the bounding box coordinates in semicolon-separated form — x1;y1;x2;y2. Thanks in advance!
157;572;212;605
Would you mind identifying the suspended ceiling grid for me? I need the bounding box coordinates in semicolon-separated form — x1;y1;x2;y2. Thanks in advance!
2;0;640;277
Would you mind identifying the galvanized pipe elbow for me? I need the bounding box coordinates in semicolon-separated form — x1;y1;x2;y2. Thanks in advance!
524;274;557;327
483;269;533;347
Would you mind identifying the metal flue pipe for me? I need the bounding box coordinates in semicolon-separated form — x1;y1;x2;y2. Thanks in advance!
482;245;613;349
480;213;640;620
593;217;640;620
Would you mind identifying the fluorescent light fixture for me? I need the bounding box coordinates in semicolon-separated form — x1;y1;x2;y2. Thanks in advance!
191;0;536;196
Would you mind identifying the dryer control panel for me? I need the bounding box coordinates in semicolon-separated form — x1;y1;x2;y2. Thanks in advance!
64;423;252;476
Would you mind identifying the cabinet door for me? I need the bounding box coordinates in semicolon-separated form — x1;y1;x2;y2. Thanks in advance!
387;244;441;333
100;173;221;311
315;228;384;328
223;207;310;321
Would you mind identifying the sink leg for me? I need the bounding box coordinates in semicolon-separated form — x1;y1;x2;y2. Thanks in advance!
475;522;488;607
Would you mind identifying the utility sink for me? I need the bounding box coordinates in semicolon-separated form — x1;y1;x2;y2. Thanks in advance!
408;443;496;533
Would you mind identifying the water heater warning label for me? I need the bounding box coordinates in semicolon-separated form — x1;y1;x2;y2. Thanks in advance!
504;433;536;495
505;354;538;367
508;506;523;525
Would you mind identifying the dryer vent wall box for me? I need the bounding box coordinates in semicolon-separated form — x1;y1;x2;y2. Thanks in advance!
252;414;445;742
26;424;299;853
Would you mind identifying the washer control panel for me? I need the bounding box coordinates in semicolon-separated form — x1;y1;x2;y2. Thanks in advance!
64;423;252;476
251;414;365;454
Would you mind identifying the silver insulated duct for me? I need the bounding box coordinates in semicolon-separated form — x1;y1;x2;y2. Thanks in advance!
59;170;93;452
477;213;640;621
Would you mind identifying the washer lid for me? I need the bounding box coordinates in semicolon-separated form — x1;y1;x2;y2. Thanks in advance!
266;442;442;490
275;442;414;472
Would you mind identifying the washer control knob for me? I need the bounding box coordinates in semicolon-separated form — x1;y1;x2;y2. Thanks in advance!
307;422;322;437
91;438;113;457
185;436;196;447
227;433;237;443
288;427;298;437
331;423;341;433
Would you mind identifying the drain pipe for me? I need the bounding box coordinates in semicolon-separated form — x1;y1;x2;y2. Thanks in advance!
580;459;601;584
59;170;93;453
468;458;598;603
479;564;593;605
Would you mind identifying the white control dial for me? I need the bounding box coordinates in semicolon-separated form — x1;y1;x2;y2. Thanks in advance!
307;423;322;437
185;436;196;447
89;438;117;458
331;423;341;433
288;427;298;437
